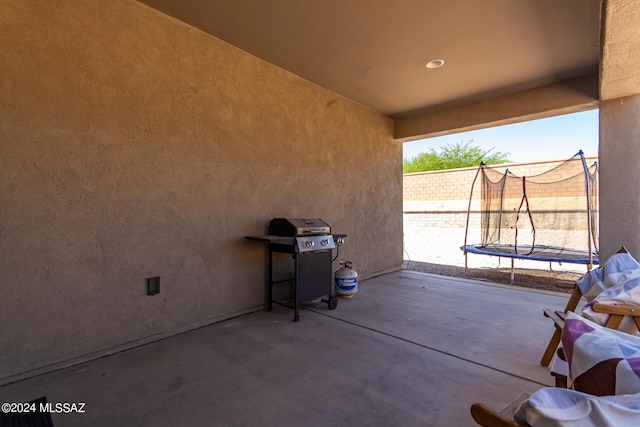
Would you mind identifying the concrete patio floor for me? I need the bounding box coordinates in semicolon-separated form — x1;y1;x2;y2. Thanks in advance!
0;270;570;426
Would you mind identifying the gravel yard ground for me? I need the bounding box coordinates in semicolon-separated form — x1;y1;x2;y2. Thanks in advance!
402;226;590;293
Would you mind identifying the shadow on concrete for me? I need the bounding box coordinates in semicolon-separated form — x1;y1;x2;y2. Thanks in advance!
403;260;579;293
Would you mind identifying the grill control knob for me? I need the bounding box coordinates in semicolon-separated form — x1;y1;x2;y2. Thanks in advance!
304;241;314;248
321;239;329;246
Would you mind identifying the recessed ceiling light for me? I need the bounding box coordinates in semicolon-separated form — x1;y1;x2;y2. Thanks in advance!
426;59;445;69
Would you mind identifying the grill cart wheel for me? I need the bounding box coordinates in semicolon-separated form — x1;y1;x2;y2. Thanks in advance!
327;296;338;310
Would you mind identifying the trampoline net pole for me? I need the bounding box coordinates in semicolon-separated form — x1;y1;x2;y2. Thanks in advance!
463;163;483;258
510;258;515;285
497;168;509;246
579;150;594;270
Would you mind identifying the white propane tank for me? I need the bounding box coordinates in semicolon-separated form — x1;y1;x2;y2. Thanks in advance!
334;261;358;298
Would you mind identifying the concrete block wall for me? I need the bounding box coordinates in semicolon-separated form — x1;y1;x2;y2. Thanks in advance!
403;156;598;231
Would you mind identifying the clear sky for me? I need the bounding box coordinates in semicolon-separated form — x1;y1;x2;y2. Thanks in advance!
402;109;599;163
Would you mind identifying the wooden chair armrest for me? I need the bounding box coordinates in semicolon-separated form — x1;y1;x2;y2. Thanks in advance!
543;308;567;329
591;303;640;316
470;403;523;427
591;302;640;330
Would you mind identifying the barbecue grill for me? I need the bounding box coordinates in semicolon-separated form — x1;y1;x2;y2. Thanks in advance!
246;218;346;322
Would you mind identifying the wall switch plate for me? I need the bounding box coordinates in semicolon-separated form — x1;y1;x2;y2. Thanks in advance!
147;276;160;295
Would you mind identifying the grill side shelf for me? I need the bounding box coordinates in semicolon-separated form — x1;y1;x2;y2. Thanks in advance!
245;235;295;244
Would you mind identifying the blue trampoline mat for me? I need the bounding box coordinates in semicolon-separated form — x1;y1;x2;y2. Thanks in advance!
461;244;599;265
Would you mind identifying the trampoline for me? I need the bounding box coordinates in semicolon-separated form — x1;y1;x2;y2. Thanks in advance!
461;150;599;284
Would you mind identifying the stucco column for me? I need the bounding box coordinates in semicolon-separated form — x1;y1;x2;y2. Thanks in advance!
599;94;640;259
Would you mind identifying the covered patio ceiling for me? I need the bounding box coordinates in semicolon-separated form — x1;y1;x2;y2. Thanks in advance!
138;0;601;122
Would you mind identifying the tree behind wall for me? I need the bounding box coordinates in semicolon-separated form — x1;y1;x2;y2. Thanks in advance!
403;140;510;173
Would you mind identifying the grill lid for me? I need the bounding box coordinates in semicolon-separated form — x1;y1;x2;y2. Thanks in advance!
270;218;331;236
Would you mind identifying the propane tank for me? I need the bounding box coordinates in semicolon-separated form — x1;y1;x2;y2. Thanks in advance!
334;261;358;298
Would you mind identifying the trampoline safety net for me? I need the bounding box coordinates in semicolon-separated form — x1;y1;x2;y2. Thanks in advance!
462;150;599;266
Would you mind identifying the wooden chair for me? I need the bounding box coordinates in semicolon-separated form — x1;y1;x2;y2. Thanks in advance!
550;302;640;389
544;300;640;385
470;393;529;427
540;246;629;367
540;284;582;366
472;300;640;425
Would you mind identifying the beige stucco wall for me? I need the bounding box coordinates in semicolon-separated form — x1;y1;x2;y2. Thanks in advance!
597;1;640;263
0;0;402;382
599;95;640;260
394;76;599;141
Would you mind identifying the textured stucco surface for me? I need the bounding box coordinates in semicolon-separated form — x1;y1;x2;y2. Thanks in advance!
600;0;640;100
0;0;401;381
394;75;598;141
599;95;640;260
597;1;640;263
